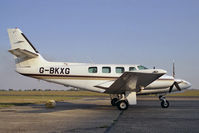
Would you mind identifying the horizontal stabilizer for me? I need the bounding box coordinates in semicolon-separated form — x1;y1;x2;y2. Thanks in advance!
9;48;38;59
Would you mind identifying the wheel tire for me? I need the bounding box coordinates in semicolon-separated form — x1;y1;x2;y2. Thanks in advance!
161;100;169;108
111;98;118;106
117;100;129;110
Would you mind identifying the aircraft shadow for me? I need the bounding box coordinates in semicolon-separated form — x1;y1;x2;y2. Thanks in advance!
17;101;116;113
16;100;163;114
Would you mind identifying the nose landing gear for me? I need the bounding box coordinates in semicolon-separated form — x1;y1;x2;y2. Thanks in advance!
159;95;169;108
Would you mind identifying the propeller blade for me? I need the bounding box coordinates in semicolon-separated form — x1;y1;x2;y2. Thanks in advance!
169;81;181;93
169;84;174;93
174;82;181;91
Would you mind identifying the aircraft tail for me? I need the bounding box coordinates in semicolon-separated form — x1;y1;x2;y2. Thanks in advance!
8;28;47;68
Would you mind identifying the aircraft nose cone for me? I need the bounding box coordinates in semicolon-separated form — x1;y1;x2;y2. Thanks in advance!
178;80;192;90
184;80;192;89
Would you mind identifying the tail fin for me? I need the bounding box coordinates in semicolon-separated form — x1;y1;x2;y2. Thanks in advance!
8;28;46;68
8;28;38;54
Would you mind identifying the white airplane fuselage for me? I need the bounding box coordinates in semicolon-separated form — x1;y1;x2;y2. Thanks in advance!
15;55;191;95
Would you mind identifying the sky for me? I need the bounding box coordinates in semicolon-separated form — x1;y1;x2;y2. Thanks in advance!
0;0;198;90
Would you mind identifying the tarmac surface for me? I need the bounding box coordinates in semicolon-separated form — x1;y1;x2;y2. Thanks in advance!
0;96;199;133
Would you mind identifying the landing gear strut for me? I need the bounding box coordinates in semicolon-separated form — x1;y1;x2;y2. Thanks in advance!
159;95;169;108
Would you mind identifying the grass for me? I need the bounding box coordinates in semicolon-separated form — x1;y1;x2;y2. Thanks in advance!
0;91;108;108
0;103;31;108
168;90;199;97
0;96;81;108
0;103;15;108
0;95;81;103
0;90;108;97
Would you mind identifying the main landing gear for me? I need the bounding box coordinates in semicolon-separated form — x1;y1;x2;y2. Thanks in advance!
110;94;129;110
159;95;169;108
117;100;129;110
111;98;118;106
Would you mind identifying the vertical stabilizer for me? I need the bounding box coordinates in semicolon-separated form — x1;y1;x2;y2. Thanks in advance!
8;28;38;54
8;28;46;68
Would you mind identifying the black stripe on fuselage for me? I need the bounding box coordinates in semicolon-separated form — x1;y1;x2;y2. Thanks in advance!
21;73;118;80
21;73;174;81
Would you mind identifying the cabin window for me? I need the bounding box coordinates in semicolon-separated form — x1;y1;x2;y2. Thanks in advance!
88;67;97;73
102;67;111;73
116;67;124;73
129;67;136;71
137;65;148;70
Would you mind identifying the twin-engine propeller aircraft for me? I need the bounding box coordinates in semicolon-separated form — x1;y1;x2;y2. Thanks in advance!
8;28;191;110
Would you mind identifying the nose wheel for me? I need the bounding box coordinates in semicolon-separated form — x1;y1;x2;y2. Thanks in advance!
159;95;169;108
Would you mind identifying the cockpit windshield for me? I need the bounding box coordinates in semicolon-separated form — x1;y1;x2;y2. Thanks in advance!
137;65;148;70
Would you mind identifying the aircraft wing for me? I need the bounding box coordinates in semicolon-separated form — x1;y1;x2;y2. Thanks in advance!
105;69;166;94
9;48;38;59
